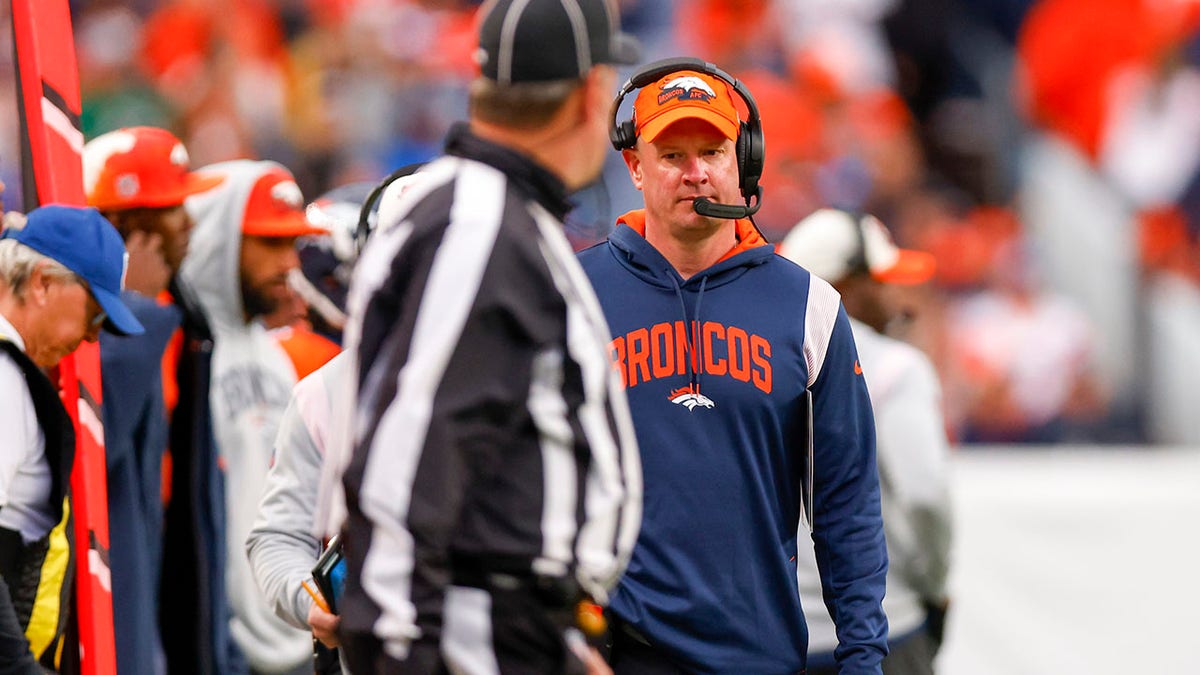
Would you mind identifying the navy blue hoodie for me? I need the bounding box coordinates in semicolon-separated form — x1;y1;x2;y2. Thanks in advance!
578;212;888;674
101;291;180;675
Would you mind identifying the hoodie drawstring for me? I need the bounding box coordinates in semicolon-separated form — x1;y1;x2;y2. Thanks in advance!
669;273;708;395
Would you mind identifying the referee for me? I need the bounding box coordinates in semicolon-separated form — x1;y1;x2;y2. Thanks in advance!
337;1;643;673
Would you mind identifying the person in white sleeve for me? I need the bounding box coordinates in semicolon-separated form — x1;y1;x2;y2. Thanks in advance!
779;208;954;675
0;205;145;670
245;172;416;673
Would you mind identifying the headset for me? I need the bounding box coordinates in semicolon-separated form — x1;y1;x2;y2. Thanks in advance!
842;208;917;330
844;209;871;276
609;57;765;220
355;162;425;254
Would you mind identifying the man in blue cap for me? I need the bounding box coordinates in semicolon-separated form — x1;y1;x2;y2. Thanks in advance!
0;204;143;671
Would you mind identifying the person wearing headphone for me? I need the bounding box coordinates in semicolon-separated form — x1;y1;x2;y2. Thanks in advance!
245;170;417;675
781;209;952;675
578;59;889;674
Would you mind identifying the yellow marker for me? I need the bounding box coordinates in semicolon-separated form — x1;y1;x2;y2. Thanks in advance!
302;579;330;613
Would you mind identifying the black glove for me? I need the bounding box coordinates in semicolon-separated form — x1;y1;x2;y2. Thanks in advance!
922;599;949;656
313;639;342;675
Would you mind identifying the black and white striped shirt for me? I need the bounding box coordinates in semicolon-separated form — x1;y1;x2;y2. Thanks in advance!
339;125;641;660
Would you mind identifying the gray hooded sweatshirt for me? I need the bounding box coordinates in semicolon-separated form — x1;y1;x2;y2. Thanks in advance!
180;159;310;672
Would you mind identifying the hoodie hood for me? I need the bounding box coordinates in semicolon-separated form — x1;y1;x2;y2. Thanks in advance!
180;160;284;333
608;209;774;290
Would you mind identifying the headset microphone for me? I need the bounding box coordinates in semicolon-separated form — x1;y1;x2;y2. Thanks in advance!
692;188;762;220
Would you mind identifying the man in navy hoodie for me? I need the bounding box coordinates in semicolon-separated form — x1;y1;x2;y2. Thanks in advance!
85;127;244;675
579;62;889;674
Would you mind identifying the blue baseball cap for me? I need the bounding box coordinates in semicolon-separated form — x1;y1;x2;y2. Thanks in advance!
2;205;145;336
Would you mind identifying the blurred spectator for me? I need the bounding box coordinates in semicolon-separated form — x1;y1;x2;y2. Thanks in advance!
1144;268;1200;445
882;0;1029;204
945;235;1108;443
1139;203;1200;445
1017;0;1200;169
678;0;787;73
1014;0;1200;438
777;0;900;97
76;1;175;139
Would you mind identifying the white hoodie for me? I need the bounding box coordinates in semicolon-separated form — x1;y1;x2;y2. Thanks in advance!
797;318;953;653
180;160;311;673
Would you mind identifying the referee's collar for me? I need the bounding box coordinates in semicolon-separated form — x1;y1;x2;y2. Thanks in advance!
444;123;574;220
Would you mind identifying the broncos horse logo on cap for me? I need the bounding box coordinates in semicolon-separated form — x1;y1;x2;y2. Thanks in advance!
657;76;718;105
271;180;304;210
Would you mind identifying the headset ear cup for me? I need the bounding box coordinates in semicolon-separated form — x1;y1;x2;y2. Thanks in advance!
618;121;637;150
610;119;636;151
741;121;764;199
735;121;752;198
608;84;637;151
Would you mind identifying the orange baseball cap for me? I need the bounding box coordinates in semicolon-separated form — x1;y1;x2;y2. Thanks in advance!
633;70;741;144
84;127;224;210
241;167;327;238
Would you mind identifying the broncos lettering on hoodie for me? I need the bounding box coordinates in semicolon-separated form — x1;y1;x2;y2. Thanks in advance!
179;160;310;673
578;211;889;674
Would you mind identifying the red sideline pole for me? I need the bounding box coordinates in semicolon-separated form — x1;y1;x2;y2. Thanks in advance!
10;1;117;672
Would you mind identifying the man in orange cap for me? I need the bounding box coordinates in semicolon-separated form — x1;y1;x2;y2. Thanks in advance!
83;126;225;675
177;160;327;675
86;127;223;295
579;61;889;673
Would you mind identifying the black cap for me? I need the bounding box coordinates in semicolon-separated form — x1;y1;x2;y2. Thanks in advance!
476;0;641;85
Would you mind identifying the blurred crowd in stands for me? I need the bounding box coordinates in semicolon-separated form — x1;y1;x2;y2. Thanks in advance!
3;0;1200;446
